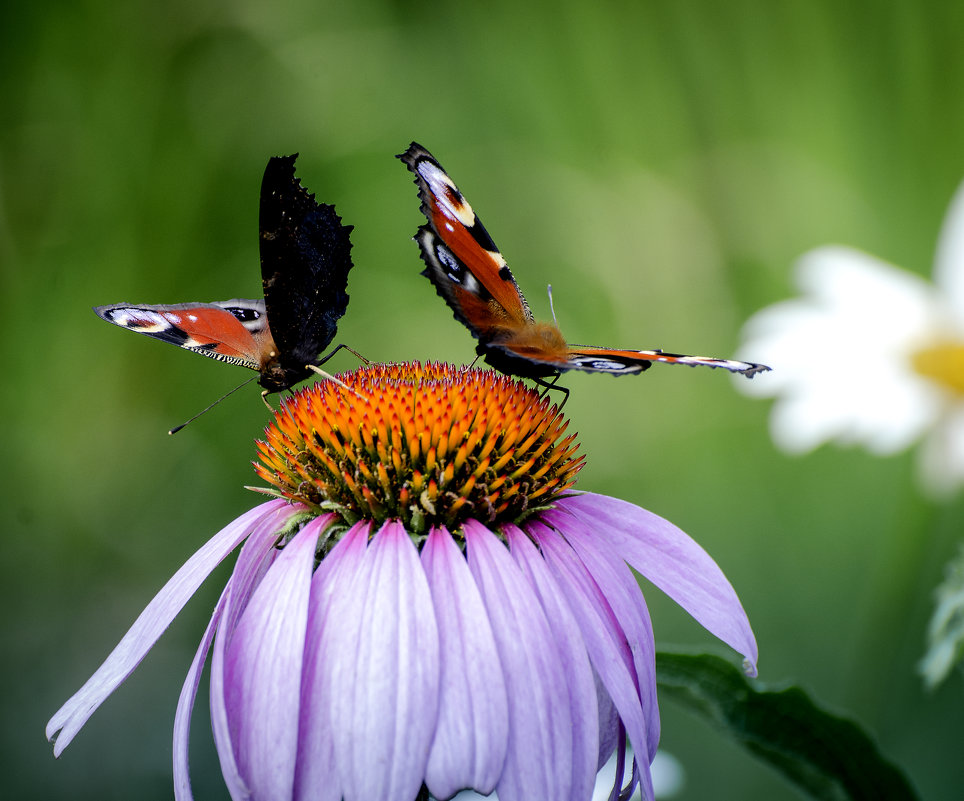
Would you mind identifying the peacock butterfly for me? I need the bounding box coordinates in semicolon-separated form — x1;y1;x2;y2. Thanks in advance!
399;142;769;384
95;154;354;395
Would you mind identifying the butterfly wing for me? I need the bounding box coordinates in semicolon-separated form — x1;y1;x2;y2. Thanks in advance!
399;143;534;342
93;300;271;370
259;154;354;380
565;345;771;377
400;143;771;382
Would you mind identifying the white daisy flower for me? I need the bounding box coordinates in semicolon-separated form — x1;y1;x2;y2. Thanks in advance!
736;181;964;496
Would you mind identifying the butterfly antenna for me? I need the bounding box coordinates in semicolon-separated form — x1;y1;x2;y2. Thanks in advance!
546;284;558;325
305;364;369;401
169;376;258;435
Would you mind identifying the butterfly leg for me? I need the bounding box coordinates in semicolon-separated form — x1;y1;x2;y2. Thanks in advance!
316;343;370;367
531;374;570;409
261;390;277;413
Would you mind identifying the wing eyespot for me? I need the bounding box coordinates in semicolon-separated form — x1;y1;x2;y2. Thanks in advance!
436;244;485;297
225;306;262;323
435;244;462;279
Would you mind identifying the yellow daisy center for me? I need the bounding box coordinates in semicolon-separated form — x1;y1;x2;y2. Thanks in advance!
253;362;584;534
911;341;964;396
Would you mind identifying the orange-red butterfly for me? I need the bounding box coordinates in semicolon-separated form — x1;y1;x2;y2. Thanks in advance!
95;154;355;395
399;142;769;384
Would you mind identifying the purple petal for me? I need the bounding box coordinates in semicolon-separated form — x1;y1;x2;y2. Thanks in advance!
46;499;293;756
420;526;508;798
593;671;620;770
536;518;660;761
553;493;758;675
294;521;371;801
530;524;656;801
174;584;229;801
505;524;598;801
463;520;574;801
325;521;440;801
535;516;662;800
224;517;327;801
211;505;303;800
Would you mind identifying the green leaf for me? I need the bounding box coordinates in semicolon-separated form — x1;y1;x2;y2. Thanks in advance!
656;652;919;801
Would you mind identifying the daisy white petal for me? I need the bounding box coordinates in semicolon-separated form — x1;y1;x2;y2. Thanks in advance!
919;406;964;497
738;246;940;455
933;180;964;323
737;182;964;497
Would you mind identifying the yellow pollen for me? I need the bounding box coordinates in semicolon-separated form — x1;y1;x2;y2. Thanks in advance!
253;362;584;533
911;341;964;395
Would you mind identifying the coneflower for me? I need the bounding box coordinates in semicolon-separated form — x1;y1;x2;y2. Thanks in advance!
48;362;756;801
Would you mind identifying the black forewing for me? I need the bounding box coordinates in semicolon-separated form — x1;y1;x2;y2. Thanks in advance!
259;154;354;369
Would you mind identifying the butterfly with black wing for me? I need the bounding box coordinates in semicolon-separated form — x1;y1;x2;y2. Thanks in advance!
399;142;769;386
96;154;356;401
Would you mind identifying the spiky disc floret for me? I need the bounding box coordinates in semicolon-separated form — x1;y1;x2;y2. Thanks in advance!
254;362;584;534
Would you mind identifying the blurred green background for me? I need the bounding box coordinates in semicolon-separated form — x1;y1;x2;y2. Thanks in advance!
4;0;963;798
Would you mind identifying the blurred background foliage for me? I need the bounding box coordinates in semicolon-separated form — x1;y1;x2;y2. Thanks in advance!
3;0;963;798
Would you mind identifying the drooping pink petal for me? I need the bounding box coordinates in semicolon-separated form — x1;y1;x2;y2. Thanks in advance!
46;499;293;756
294;521;371;801
553;493;758;675
463;519;574;801
531;523;656;801
174;584;229;801
325;521;440;801
593;671;620;770
421;526;508;799
534;518;659;761
505;524;598;801
210;505;301;800
224;517;329;801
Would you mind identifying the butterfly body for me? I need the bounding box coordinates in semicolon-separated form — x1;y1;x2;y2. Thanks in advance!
399;142;769;380
95;155;354;394
482;321;571;380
